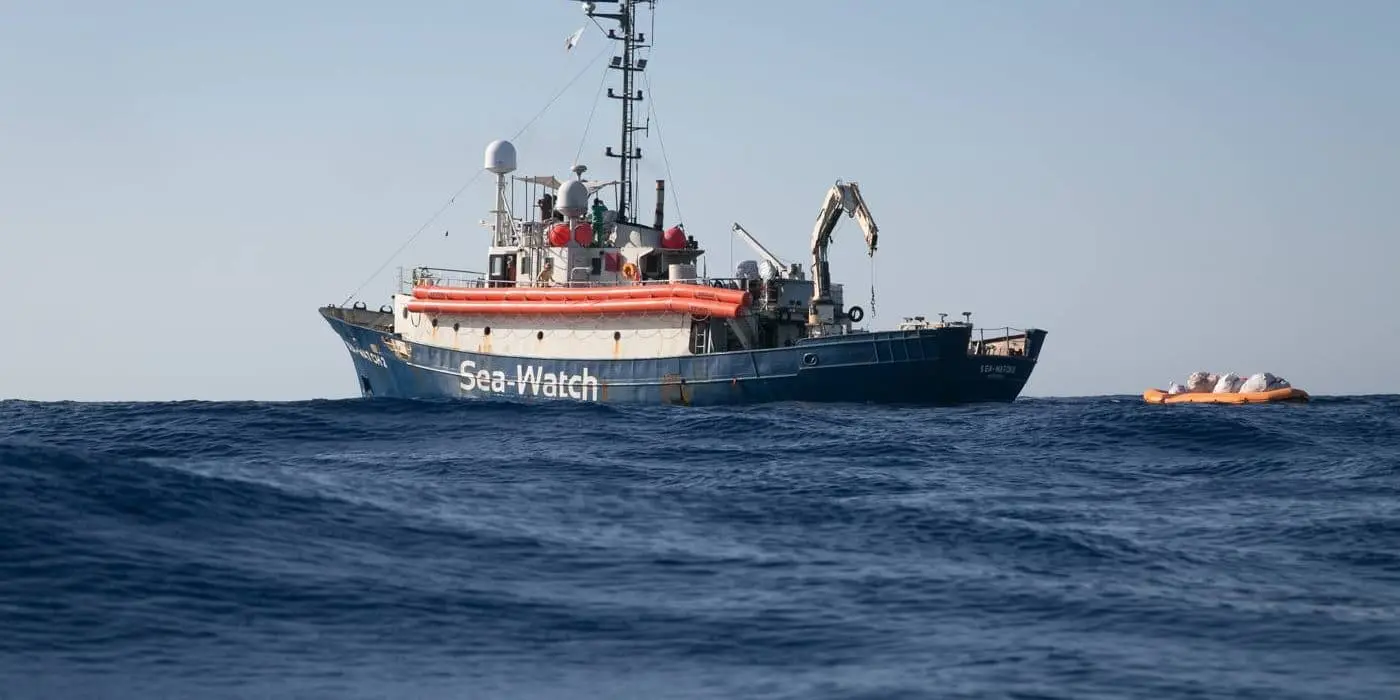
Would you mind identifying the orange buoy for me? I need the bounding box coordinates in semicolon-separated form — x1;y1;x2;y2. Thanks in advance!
548;223;570;247
573;222;593;246
661;226;687;249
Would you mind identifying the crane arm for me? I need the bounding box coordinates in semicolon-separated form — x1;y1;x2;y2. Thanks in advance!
731;222;793;279
809;179;879;307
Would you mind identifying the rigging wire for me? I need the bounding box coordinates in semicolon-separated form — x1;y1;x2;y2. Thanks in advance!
573;62;612;170
338;43;612;307
641;70;682;229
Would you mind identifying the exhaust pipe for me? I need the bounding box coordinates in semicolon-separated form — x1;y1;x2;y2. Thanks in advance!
654;179;665;229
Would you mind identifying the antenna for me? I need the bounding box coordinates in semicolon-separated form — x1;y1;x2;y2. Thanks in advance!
579;0;654;226
484;139;518;247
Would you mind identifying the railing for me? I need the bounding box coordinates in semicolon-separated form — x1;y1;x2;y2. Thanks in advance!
401;266;757;293
399;266;488;293
968;326;1033;357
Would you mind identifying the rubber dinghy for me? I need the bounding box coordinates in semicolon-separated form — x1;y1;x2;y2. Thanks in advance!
1143;386;1310;405
1144;370;1309;405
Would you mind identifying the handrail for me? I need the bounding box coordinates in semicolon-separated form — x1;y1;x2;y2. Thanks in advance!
975;326;1031;340
406;271;756;291
969;326;1032;357
415;266;485;276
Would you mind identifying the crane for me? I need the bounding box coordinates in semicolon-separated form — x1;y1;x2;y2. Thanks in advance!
808;179;878;328
730;222;804;280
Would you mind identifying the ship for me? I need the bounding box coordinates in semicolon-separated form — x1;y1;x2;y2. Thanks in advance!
320;0;1047;406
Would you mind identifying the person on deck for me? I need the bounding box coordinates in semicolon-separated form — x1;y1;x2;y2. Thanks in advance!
537;193;554;222
590;198;608;245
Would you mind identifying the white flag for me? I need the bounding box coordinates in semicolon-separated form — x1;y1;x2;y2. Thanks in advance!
564;26;584;51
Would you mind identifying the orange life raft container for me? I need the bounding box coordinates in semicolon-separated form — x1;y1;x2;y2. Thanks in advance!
1142;386;1310;405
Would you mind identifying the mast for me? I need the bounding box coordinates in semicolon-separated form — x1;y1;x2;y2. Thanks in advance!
582;0;653;225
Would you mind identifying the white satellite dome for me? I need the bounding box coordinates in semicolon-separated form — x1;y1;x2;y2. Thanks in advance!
557;178;589;218
483;139;517;174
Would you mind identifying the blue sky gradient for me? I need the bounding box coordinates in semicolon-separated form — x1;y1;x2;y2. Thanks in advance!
2;0;1396;400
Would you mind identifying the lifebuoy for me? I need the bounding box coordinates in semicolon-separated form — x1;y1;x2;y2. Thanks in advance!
847;305;864;323
621;261;639;281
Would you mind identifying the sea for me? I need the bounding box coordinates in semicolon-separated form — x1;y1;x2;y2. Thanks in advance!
2;396;1398;700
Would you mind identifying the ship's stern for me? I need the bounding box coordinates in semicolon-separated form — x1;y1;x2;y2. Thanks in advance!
781;324;1046;405
953;325;1048;402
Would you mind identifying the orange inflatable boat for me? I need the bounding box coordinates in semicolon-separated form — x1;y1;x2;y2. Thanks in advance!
1142;386;1310;405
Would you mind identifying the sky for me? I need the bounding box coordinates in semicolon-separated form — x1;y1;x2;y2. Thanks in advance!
1;0;1396;401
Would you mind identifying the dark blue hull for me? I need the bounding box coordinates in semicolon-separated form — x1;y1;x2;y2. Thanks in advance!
320;307;1046;406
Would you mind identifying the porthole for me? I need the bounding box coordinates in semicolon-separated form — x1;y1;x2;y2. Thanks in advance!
613;331;621;341
453;322;460;332
537;331;544;340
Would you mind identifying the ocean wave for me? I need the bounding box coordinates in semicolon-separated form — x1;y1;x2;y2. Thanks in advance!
2;396;1399;698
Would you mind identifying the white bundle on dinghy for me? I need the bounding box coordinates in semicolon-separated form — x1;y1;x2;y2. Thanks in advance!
1238;372;1291;394
1213;372;1244;394
1175;370;1288;394
1185;371;1219;393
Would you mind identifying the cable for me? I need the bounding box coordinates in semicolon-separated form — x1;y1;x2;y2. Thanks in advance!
870;255;877;318
338;43;612;306
573;62;611;167
642;70;682;228
513;43;612;152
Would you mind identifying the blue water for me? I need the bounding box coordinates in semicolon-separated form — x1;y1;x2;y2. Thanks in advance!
2;396;1398;699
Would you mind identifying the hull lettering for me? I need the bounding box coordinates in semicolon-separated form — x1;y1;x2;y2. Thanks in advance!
344;340;388;368
459;360;600;402
981;364;1016;375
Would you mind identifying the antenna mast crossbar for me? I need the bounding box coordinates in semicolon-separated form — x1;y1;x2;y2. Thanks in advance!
581;0;654;225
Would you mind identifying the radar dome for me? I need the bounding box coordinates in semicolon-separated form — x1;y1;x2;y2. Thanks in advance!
557;179;589;218
484;139;517;174
758;259;779;281
735;260;760;280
